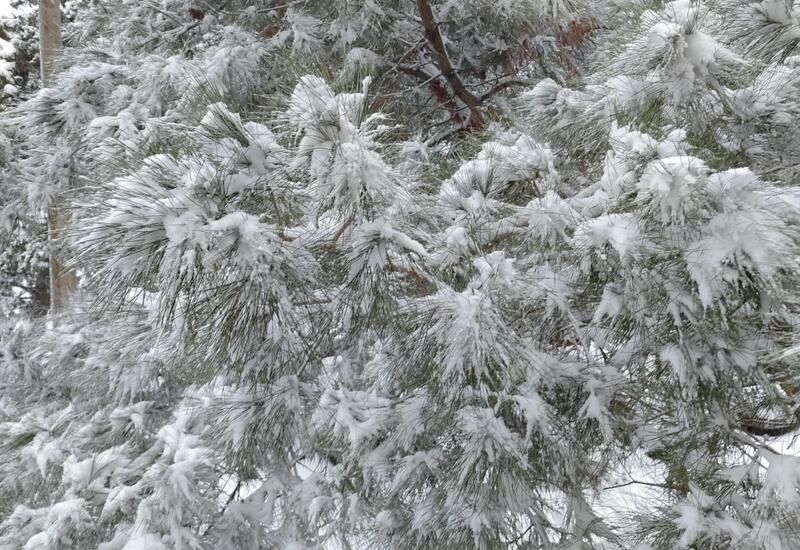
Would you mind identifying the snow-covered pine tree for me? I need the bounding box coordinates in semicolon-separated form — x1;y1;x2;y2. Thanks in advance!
0;1;39;102
0;126;49;314
2;0;799;548
0;1;47;314
0;1;85;102
0;0;89;314
235;0;595;134
520;0;800;547
0;1;607;549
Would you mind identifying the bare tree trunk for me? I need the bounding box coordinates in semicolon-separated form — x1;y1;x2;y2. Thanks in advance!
38;0;61;87
40;0;77;310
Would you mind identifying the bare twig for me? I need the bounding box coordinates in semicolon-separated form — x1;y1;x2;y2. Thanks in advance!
480;79;529;102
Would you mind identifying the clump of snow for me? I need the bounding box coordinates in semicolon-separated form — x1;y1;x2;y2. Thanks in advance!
686;209;792;307
573;213;650;262
524;190;580;243
122;534;168;550
637;156;708;222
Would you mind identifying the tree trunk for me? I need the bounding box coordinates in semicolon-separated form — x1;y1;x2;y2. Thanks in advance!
40;0;77;310
39;0;61;86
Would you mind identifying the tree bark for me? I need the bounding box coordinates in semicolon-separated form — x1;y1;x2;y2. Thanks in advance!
39;0;61;85
40;0;77;310
415;0;484;130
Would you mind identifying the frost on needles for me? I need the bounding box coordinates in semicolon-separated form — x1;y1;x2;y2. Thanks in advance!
0;1;799;549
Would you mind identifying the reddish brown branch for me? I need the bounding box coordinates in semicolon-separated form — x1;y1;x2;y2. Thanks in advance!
557;17;596;77
416;0;484;130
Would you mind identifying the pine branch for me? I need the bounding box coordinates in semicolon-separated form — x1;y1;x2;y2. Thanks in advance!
415;0;484;130
480;79;529;102
738;417;800;437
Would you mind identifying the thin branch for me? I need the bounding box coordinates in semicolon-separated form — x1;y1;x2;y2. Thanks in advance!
601;479;666;491
11;282;40;296
397;64;440;88
480;79;529;102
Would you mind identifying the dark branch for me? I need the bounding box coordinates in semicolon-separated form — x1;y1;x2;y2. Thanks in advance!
602;479;666;491
480;79;529;102
738;417;800;437
416;0;484;129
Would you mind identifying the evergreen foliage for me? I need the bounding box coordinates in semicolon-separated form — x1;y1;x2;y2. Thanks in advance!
0;1;798;549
